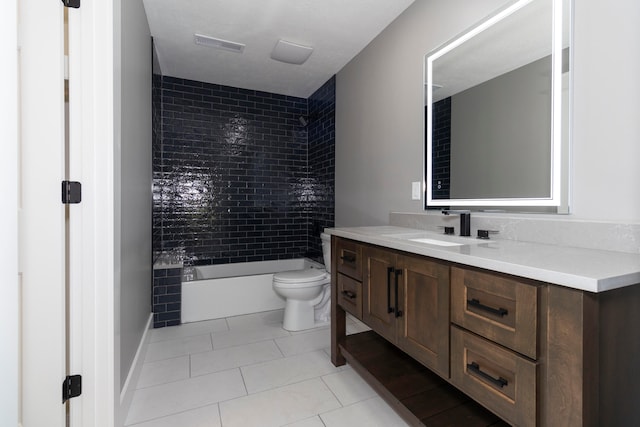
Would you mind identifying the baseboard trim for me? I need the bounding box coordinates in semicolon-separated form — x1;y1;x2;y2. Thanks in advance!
119;313;153;425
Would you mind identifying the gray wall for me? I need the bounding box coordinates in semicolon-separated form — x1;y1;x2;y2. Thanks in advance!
450;56;551;199
336;0;640;225
119;0;152;389
336;0;508;226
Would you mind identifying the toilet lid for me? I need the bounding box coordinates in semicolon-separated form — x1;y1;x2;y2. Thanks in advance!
273;268;328;284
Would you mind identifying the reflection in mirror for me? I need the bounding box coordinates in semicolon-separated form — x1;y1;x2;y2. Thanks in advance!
424;0;570;212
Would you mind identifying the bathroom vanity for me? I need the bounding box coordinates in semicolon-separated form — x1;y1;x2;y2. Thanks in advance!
329;226;640;426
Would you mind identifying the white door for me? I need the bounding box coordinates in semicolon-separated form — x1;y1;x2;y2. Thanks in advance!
18;0;117;425
66;0;118;425
18;0;67;425
0;0;19;425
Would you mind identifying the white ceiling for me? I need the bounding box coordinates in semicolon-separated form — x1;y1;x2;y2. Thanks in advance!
143;0;415;98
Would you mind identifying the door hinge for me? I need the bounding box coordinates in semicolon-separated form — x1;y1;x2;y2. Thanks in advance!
62;375;82;403
61;0;80;8
62;181;82;204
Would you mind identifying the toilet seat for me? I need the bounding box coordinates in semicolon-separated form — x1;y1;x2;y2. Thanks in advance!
273;268;329;288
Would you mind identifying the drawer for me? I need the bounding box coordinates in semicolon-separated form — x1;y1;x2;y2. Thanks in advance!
451;266;538;359
451;327;537;427
335;238;363;281
337;273;362;320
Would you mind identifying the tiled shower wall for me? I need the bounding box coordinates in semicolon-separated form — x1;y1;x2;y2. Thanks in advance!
152;76;335;266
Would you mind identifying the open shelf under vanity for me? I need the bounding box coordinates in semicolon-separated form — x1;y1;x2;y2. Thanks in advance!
339;331;509;427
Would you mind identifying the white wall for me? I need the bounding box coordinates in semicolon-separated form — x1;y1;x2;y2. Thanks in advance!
336;0;640;226
118;0;152;393
570;0;640;221
0;1;18;425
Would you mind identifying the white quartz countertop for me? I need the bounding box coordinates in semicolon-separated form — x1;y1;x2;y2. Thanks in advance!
326;226;640;293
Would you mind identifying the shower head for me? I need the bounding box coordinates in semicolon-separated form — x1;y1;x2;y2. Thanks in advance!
298;116;308;127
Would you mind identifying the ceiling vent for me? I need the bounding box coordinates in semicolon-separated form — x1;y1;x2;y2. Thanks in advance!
270;39;314;65
194;34;245;53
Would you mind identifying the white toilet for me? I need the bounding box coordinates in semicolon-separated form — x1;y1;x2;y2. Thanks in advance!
273;233;332;331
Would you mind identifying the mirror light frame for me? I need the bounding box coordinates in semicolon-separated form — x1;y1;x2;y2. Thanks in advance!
425;0;566;208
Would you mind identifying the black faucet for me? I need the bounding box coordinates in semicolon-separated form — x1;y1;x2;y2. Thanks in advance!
442;210;471;237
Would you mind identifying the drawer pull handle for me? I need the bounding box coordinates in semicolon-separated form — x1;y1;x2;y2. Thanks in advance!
340;254;356;263
467;298;508;317
467;362;508;388
341;290;357;300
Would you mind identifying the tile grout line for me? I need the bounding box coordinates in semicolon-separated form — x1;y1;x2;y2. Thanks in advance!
273;337;286;357
319;375;345;409
126;366;248;426
216;402;224;427
237;366;249;404
218;375;333;405
242;351;341;395
188;341;286;379
148;319;230;344
126;403;223;427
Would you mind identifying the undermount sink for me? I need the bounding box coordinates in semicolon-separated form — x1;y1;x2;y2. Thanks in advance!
382;231;484;247
408;238;464;247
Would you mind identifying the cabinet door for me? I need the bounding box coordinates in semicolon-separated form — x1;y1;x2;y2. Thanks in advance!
396;254;450;377
363;246;397;343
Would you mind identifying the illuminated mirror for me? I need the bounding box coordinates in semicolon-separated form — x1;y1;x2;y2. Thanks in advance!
425;0;570;211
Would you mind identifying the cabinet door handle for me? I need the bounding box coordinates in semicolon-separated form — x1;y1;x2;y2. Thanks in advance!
341;290;357;300
394;269;403;318
467;362;508;388
467;298;508;317
387;267;395;314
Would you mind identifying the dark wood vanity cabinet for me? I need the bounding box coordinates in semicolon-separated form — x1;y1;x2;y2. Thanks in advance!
331;236;640;427
363;245;450;377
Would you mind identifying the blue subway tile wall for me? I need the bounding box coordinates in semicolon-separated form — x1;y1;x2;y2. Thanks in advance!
152;267;182;328
152;76;335;267
429;98;451;203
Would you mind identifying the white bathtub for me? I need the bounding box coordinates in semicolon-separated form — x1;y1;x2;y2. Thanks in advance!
181;258;325;323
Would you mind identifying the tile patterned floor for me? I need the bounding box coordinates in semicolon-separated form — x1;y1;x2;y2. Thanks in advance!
126;310;411;427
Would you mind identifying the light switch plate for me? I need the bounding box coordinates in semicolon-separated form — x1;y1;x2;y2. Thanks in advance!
411;182;421;200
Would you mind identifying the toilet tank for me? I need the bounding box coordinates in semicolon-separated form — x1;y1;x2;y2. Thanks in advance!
320;233;331;273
